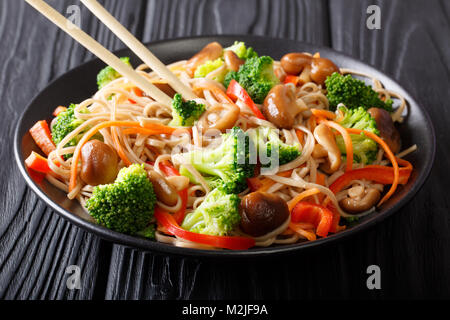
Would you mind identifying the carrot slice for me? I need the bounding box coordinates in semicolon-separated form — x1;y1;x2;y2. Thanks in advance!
287;188;321;212
323;120;354;172
132;87;143;97
29;120;56;156
315;172;326;202
308;115;317;132
311;109;336;120
295;129;304;145
111;128;131;166
122;127;176;136
289;223;317;241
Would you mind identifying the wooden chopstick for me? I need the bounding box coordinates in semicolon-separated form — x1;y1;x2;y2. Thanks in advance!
25;0;172;106
80;0;198;101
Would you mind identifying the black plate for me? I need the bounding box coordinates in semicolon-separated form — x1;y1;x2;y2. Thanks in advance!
14;35;435;258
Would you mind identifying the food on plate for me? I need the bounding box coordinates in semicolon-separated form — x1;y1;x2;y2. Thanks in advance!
25;40;415;250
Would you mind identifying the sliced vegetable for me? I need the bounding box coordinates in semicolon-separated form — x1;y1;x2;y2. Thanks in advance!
224;55;279;104
346;128;399;206
329;159;412;194
122;126;180;136
315;172;326;202
291;201;334;237
226;79;266;120
283;75;300;86
327;203;344;233
29;120;56;156
287;188;321;212
154;207;255;250
52;106;67;117
128;87;143;104
193;82;234;104
69;121;179;192
111;127;131;166
323;120;353;171
289;222;317;241
27;168;45;184
25;151;51;174
295;129;304;144
311;108;336;120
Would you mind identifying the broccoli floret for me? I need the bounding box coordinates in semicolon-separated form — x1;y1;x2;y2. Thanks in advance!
251;127;301;168
51;104;103;159
194;42;258;82
169;93;205;127
179;127;256;194
336;106;379;164
224;56;279;104
97;57;131;89
181;188;241;236
51;104;84;145
194;58;228;82
86;164;157;235
325;72;393;112
178;165;200;184
336;133;378;164
338;106;379;135
136;224;156;239
344;215;360;227
224;41;258;60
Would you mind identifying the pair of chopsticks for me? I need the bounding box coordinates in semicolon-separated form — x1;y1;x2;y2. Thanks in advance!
25;0;197;106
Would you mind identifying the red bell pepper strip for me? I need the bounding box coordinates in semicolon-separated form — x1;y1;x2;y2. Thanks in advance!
159;160;180;177
25;151;51;174
128;87;143;104
291;201;334;237
329;162;412;194
154;207;255;250
52;106;67;117
27;168;45;184
226;79;266;120
29;120;56;156
284;75;300;86
326;203;344;233
158;161;188;224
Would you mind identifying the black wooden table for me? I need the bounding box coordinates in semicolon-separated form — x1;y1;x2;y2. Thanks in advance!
1;0;449;300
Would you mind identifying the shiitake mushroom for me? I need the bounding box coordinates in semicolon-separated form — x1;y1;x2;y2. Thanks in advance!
239;191;289;237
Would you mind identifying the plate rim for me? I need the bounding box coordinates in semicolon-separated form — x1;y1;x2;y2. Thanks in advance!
14;34;436;259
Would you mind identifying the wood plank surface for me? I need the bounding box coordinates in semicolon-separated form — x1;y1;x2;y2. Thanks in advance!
0;0;448;299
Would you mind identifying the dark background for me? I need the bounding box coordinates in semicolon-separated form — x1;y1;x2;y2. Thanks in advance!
0;0;449;299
